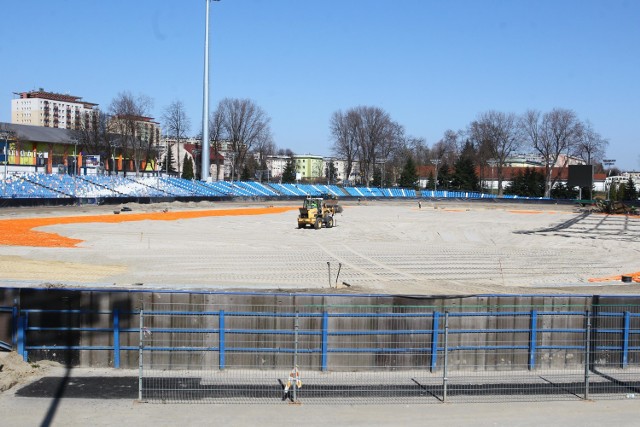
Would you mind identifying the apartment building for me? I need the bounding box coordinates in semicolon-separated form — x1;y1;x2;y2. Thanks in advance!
294;154;324;180
11;89;98;130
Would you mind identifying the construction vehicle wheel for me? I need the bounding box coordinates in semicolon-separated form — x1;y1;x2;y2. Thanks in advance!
314;218;322;229
327;217;334;228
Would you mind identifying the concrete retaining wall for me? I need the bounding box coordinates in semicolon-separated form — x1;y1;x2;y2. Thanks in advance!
1;288;639;370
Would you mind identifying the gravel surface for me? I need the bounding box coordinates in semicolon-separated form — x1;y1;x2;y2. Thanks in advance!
0;199;638;294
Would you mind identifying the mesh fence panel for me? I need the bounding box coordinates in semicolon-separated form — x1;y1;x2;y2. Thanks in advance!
139;302;640;404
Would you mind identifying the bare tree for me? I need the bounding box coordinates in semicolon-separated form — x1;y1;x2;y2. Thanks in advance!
206;109;224;180
356;106;403;184
109;92;154;176
251;135;275;182
467;121;493;190
330;110;360;184
214;98;272;180
471;111;522;196
330;106;403;185
71;110;115;172
277;148;295;157
576;120;608;165
378;121;405;184
406;136;430;166
428;130;461;190
162;100;191;176
432;129;459;164
520;108;583;197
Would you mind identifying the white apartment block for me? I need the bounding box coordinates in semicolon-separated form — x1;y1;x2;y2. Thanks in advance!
265;155;290;180
11;89;98;130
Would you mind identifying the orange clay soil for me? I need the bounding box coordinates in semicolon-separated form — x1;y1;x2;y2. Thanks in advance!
588;272;640;284
0;206;297;248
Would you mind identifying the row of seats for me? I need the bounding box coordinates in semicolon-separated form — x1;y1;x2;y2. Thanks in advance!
421;190;548;200
0;174;546;200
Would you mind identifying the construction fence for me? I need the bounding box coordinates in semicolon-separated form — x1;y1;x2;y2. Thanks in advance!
138;301;640;404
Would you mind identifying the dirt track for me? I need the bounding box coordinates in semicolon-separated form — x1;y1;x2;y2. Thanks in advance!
0;199;638;294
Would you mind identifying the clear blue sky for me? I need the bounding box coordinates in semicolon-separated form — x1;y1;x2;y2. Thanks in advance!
1;0;639;170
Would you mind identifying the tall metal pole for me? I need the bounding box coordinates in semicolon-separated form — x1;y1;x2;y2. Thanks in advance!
73;140;78;200
2;132;8;197
138;308;144;402
201;0;213;181
584;310;591;400
603;159;616;200
487;159;498;195
431;159;440;193
293;311;299;402
443;311;449;402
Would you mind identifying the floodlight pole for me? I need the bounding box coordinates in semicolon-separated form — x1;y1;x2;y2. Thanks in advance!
487;159;498;195
1;131;9;197
430;159;441;192
73;139;78;201
603;159;616;200
201;0;220;181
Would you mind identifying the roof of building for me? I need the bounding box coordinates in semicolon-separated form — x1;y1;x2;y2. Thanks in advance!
14;90;98;107
0;122;74;144
113;114;159;124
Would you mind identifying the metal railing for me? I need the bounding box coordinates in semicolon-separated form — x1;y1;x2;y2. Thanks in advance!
2;302;640;404
138;302;640;404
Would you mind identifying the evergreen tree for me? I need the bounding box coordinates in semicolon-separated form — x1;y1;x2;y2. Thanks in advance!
281;159;297;183
398;156;418;189
438;163;451;190
426;171;435;190
325;161;338;184
181;153;194;180
241;164;251;181
373;166;383;187
550;183;578;199
451;156;480;191
615;182;626;201
505;168;545;197
624;178;638;201
243;155;258;181
165;144;177;175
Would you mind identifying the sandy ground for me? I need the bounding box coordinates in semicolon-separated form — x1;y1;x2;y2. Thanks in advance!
0;199;638;295
1;199;640;425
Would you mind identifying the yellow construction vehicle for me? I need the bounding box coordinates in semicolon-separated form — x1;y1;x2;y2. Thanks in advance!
297;196;341;229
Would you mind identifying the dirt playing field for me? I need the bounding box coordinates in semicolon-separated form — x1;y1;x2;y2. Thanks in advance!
2;199;640;426
0;199;638;294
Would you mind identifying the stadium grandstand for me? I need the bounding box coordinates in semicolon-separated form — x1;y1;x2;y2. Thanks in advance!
0;173;549;204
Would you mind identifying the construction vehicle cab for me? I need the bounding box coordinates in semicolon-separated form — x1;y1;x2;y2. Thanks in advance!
297;196;338;229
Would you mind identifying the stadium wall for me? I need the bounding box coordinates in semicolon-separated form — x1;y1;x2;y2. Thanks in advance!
1;287;639;370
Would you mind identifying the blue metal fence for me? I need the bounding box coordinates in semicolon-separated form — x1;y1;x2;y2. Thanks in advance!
2;305;639;371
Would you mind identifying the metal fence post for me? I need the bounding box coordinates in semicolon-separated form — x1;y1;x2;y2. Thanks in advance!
584;310;591;400
219;310;225;370
293;311;299;402
430;311;440;373
113;309;120;369
12;305;18;349
321;311;328;371
622;311;630;369
138;308;144;402
17;314;26;361
443;311;449;403
529;310;538;370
